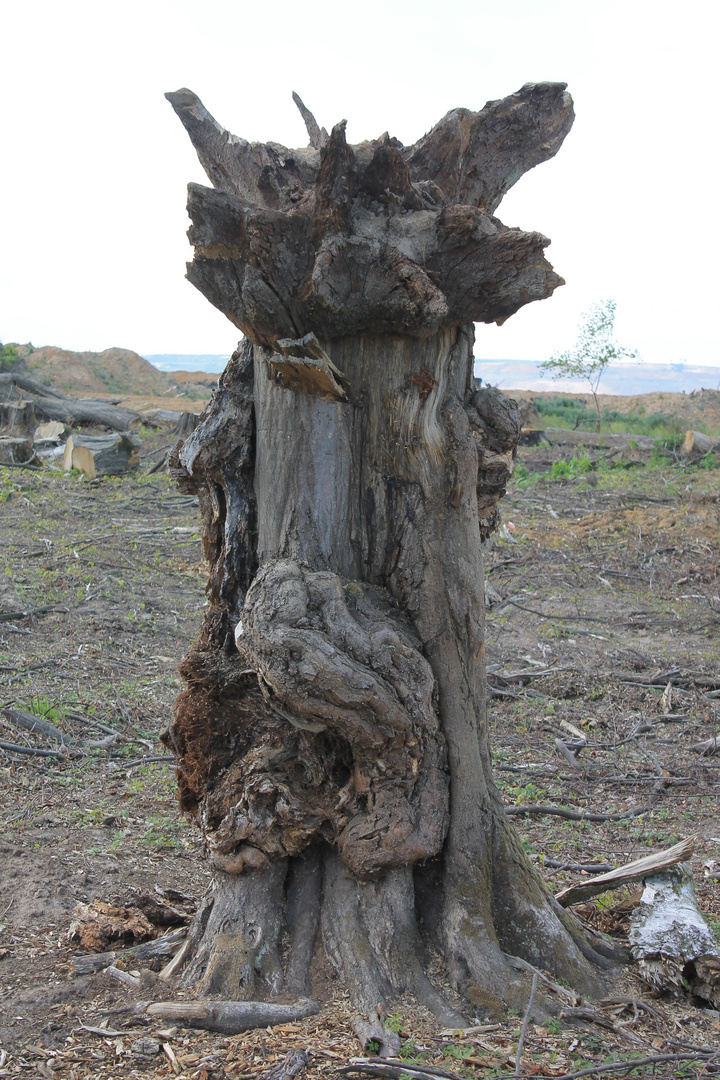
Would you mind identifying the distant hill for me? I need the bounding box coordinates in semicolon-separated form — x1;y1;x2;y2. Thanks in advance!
8;344;217;400
13;343;175;397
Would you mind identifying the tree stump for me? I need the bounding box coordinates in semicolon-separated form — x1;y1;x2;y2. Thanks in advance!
164;82;620;1020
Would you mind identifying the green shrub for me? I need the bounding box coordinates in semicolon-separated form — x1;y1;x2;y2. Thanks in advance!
550;459;572;479
550;452;593;480
0;343;20;373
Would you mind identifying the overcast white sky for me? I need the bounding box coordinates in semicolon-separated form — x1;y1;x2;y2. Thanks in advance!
2;0;718;369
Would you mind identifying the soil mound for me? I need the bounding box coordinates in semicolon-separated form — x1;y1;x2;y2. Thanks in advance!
12;343;175;397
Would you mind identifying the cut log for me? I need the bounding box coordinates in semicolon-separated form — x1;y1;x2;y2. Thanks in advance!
174;411;200;435
143;999;321;1035
0;402;38;433
0;373;139;431
32;396;139;431
556;836;695;907
629;864;720;1007
62;433;141;477
0;436;34;464
519;428;545;446
682;430;719;456
34;420;68;443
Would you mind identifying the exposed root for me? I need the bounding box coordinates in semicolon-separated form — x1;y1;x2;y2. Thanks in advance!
181;861;287;997
144;999;320;1035
489;820;614;997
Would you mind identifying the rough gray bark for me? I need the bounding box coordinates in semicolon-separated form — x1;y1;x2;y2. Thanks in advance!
165;83;620;1021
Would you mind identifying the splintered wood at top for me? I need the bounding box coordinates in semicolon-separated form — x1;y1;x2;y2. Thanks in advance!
555;835;695;907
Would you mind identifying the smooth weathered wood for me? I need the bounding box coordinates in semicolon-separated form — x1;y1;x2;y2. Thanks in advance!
144;999;321;1035
104;965;141;988
556;836;695;906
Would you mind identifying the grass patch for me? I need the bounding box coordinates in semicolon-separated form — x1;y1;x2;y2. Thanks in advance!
534;396;716;441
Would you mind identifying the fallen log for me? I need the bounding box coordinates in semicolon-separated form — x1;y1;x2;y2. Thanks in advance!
143;998;321;1034
63;432;141;478
691;734;720;756
682;430;719;456
0;372;66;399
33;396;139;431
0;373;139;431
629;863;720;1007
543;428;655;450
555;835;694;907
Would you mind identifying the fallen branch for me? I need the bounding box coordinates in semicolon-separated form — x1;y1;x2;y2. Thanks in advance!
143;999;321;1034
598;996;665;1020
692;735;720;756
0;740;66;759
489;665;567;684
559;1006;646;1047
0;604;67;622
507;782;667;826
259;1049;309;1080
339;1063;460;1080
104;965;140;988
514;972;537;1076
72;927;187;975
555;738;582;770
108;755;175;769
542;860;614;873
3;707;114;749
499;600;606;623
513;1050;720;1080
555;835;695;907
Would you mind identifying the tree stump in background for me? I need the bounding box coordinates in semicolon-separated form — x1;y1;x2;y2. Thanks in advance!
164;82;620;1020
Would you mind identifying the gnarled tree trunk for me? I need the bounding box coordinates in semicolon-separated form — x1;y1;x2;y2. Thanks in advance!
164;83;621;1022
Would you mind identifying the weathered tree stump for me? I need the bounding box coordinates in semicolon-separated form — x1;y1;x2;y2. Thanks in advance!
164;83;621;1020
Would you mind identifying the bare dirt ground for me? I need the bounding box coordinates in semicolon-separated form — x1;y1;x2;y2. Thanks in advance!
1;432;719;1080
